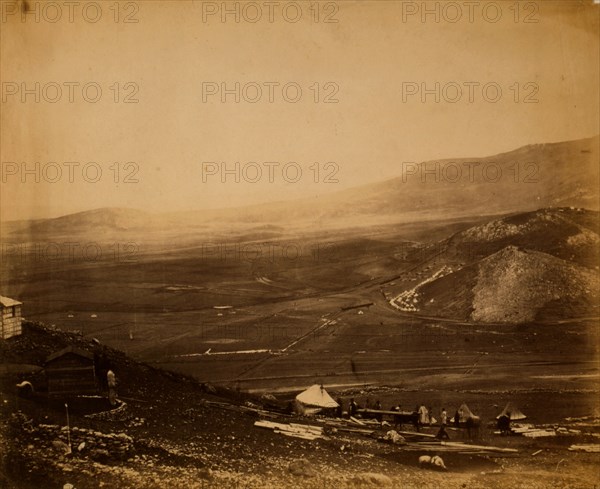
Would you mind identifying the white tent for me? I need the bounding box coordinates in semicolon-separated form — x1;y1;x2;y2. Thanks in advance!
295;385;339;416
496;402;527;421
457;403;477;422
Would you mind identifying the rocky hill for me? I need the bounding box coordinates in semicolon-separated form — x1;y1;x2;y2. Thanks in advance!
392;208;600;323
471;246;598;323
443;207;599;268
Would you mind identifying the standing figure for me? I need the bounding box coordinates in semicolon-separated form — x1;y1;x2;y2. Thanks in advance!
440;408;448;427
465;416;475;439
391;404;402;428
374;400;382;422
498;413;511;435
349;398;358;417
418;405;429;427
413;405;420;432
107;369;117;406
435;424;450;440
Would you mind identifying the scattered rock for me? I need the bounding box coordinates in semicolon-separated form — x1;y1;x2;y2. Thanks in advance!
52;440;70;453
288;458;317;478
350;472;392;486
89;449;110;462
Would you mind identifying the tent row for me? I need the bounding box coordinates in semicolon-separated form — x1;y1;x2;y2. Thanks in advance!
293;385;527;421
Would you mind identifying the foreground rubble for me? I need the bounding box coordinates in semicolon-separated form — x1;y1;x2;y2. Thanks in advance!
1;323;598;488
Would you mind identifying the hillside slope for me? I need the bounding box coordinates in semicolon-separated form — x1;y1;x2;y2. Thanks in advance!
2;323;599;488
392;208;600;323
471;246;598;323
1;323;399;488
3;136;598;238
443;207;600;267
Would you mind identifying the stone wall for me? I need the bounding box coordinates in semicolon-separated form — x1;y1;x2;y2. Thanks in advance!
10;412;134;461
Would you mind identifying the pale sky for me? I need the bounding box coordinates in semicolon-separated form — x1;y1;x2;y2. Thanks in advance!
1;0;598;221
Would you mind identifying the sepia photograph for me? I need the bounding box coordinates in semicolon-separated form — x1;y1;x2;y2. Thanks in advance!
0;0;599;487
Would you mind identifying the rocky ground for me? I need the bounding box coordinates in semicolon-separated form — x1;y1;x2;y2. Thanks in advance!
1;323;599;489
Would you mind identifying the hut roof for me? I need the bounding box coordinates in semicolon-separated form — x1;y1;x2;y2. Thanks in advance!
0;296;21;307
46;346;94;364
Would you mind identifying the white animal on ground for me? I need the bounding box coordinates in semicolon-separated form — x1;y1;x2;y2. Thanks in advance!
430;455;447;470
418;455;432;466
418;455;447;470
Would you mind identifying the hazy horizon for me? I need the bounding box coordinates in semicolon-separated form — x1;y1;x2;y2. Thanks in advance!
1;0;599;221
3;132;599;222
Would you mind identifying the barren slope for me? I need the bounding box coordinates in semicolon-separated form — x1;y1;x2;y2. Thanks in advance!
394;208;600;323
471;246;599;323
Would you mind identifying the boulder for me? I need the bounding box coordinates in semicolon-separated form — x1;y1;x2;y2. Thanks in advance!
350;473;392;487
52;440;70;453
288;458;317;478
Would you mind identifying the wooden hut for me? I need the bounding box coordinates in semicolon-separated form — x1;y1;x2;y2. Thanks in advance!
0;295;22;339
45;346;98;397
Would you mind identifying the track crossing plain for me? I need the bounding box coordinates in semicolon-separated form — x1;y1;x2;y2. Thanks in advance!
4;212;598;425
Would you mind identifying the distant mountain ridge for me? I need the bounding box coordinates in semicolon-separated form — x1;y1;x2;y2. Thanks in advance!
2;135;598;238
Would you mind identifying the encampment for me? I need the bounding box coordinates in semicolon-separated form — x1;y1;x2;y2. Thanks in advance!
496;402;527;421
295;385;339;416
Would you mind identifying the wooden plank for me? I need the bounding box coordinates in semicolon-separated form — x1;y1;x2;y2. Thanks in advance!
254;420;288;430
358;408;415;416
335;427;376;434
569;444;600;453
289;423;322;431
396;430;437;439
440;441;518;453
274;430;320;440
255;420;323;439
403;442;516;454
522;430;556;438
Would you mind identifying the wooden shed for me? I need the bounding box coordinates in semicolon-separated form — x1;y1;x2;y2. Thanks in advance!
0;295;22;339
45;346;98;397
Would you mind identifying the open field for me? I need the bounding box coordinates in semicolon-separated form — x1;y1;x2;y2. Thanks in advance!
2;213;598;415
1;211;599;488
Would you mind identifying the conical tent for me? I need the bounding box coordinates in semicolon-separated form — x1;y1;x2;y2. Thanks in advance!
295;385;339;416
496;402;527;420
457;403;477;422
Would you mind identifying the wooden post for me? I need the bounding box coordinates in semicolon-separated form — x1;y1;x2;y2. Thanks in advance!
65;403;72;454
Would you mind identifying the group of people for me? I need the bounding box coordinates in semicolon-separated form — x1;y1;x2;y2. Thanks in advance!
416;404;436;426
337;397;382;418
336;398;479;440
414;405;464;427
415;405;451;439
